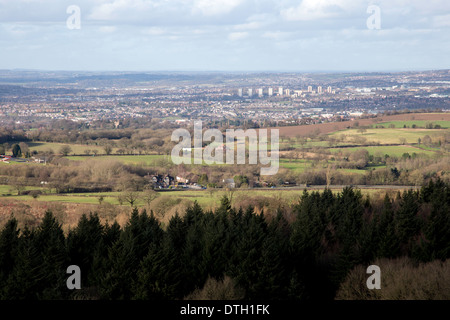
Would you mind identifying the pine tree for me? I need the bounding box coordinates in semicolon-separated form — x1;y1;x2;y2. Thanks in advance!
87;220;121;293
182;212;208;295
166;213;186;250
122;208;164;262
358;211;378;264
66;213;104;285
329;187;365;290
254;212;291;299
2;227;43;299
33;211;69;299
216;195;232;215
0;217;20;288
228;206;267;299
377;194;400;258
100;236;137;299
133;243;166;300
133;237;185;300
103;220;122;247
291;190;327;262
395;189;421;252
204;207;237;280
420;179;450;261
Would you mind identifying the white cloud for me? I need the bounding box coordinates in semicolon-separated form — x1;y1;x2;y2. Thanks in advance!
99;26;117;33
228;31;249;41
0;0;449;71
2;23;40;36
234;21;264;30
88;0;157;21
261;31;291;40
433;14;450;27
192;0;243;16
142;26;166;35
280;0;360;21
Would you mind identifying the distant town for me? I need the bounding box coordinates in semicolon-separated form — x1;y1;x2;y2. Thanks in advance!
1;69;449;128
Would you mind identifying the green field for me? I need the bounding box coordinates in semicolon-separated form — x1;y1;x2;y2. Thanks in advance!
280;140;337;148
378;120;450;129
3;190;216;207
0;184;47;196
330;145;437;157
279;158;311;173
2;186;417;209
7;194;121;205
7;141;112;155
329;128;444;145
66;154;169;165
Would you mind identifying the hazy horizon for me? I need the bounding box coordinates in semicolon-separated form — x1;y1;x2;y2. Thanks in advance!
2;68;448;74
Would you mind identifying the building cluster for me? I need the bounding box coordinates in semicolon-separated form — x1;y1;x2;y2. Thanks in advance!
237;86;335;98
1;70;448;126
148;174;205;189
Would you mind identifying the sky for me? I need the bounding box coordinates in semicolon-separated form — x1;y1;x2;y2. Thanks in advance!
0;0;449;72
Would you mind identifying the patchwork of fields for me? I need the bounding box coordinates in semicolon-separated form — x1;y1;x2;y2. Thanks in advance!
1;113;449;224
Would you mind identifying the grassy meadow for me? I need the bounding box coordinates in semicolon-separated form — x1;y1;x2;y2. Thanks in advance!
329;145;436;157
377;120;450;129
329;127;444;145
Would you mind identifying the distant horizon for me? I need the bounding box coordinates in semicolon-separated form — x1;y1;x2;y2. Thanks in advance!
2;68;449;74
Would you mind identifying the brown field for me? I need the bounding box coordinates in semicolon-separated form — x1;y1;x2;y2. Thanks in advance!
270;113;450;138
0;198;131;233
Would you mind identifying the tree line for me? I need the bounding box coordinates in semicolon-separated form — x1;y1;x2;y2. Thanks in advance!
0;179;449;300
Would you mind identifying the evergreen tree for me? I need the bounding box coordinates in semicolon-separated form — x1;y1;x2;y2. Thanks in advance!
330;187;364;289
88;221;122;295
133;231;186;299
202;210;231;280
2;227;43;299
254;212;291;299
12;144;21;157
215;195;232;216
358;211;378;264
122;208;164;262
183;200;206;227
419;179;450;261
182;211;208;294
291;190;327;261
377;194;400;258
103;220;122;247
0;217;20;287
228;206;267;299
33;211;69;299
66;213;104;285
395;189;421;252
166;213;186;250
100;235;136;299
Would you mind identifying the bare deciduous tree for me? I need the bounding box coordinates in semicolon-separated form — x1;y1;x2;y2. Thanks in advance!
142;188;159;206
122;190;140;207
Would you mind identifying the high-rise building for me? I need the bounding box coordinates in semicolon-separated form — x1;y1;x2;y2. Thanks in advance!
258;88;263;97
268;88;273;96
317;86;323;94
327;86;332;93
278;87;283;96
238;88;243;97
308;86;313;93
248;88;253;97
284;89;290;96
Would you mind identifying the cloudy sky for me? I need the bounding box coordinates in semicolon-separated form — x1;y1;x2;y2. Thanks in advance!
0;0;449;72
